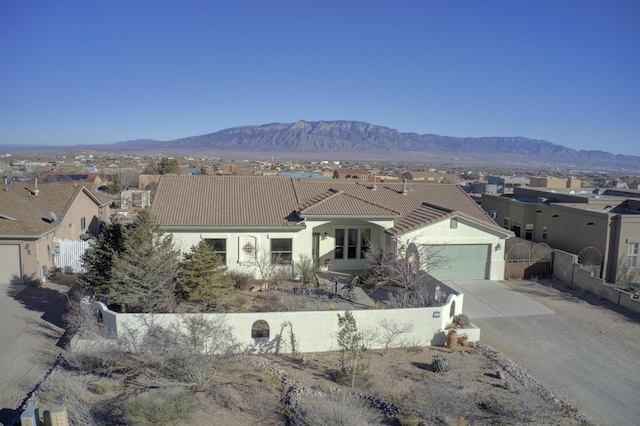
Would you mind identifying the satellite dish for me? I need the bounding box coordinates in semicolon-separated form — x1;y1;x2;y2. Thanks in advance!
50;212;57;222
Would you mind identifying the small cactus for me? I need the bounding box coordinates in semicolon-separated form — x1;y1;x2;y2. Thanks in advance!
432;355;451;373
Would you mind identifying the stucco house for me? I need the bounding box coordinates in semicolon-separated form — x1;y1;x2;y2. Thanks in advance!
0;180;110;285
150;176;512;281
482;187;640;283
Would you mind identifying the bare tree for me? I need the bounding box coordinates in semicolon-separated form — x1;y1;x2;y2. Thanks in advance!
375;318;415;356
363;235;447;292
364;236;448;307
115;169;140;189
615;255;640;284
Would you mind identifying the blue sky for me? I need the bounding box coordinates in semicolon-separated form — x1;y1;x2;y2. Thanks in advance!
1;0;639;155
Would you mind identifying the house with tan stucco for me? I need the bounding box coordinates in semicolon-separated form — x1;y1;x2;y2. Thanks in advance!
150;176;512;281
0;179;110;285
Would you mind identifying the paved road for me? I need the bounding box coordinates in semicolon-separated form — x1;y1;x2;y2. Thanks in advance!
449;279;640;426
0;282;70;425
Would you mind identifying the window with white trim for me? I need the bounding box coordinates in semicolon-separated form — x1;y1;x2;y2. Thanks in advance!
542;226;548;240
627;243;638;269
271;238;292;264
334;228;371;260
525;223;534;241
205;239;227;263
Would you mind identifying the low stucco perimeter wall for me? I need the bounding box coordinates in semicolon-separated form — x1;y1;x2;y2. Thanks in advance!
552;249;640;315
89;290;478;354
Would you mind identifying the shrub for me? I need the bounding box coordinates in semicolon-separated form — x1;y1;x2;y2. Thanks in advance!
39;371;96;426
227;270;254;290
396;416;422;426
299;394;381;426
449;314;470;329
125;389;199;426
295;255;316;284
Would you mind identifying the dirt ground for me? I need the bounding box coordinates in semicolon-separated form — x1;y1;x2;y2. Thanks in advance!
33;343;582;426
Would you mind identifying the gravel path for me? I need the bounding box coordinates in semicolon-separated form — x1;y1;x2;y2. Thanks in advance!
473;279;640;426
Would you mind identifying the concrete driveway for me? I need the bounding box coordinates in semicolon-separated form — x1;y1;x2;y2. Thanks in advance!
449;279;640;426
0;281;71;425
446;279;554;318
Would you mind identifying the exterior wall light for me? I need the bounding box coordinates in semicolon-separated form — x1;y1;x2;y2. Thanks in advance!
495;243;502;251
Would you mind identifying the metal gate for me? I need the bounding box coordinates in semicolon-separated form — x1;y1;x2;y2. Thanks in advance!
577;247;603;278
505;243;553;279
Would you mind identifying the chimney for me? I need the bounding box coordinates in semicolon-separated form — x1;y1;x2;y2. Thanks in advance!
33;177;39;196
402;179;407;196
371;173;377;191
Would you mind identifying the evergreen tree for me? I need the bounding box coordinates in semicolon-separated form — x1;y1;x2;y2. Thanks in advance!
111;210;181;313
157;157;181;174
79;221;127;301
177;241;235;311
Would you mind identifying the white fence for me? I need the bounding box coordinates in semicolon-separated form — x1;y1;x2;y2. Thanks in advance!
54;239;90;273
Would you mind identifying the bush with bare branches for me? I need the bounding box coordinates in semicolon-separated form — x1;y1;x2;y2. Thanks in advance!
299;394;382;426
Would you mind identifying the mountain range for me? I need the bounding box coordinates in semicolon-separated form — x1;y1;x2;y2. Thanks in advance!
8;120;640;171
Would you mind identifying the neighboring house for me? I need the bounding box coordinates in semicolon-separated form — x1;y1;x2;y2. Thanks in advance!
529;176;581;189
401;170;443;183
486;175;530;194
481;187;640;283
0;180;111;285
150;176;512;281
332;168;368;180
39;172;105;189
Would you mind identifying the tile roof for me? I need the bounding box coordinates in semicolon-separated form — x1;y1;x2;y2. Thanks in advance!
152;176;507;236
0;183;100;237
298;189;400;217
150;176;301;228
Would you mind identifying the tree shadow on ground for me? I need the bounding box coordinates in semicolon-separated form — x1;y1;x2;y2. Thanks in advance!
7;284;70;329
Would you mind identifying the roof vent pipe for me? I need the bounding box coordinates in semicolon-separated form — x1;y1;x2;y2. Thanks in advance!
402;178;407;196
372;173;377;191
4;177;7;192
34;178;39;196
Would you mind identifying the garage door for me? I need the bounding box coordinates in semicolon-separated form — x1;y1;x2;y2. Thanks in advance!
0;245;22;284
427;244;490;280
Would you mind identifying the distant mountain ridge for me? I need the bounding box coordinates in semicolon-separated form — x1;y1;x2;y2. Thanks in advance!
10;120;640;170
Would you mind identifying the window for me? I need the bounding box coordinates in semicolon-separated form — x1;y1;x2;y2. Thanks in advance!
205;238;227;263
335;229;345;259
335;228;371;260
542;226;548;240
627;243;639;269
360;228;371;257
525;224;534;241
503;217;510;229
347;229;358;259
271;238;292;264
490;210;498;220
510;220;522;238
251;320;269;339
80;217;86;231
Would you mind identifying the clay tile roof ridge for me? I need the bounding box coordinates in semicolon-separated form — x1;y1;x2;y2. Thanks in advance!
297;188;344;212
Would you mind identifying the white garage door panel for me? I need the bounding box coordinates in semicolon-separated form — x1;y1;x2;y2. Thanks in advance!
0;245;22;284
428;244;490;280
